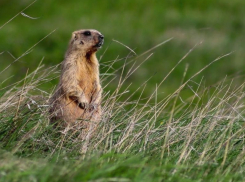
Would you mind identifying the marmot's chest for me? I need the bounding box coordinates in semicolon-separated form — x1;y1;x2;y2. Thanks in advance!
78;78;97;90
78;79;98;103
77;66;98;91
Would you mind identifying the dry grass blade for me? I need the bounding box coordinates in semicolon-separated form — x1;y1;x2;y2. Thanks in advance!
20;12;39;20
112;39;137;55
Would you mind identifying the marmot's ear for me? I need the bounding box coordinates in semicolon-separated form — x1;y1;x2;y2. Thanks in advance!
72;32;78;41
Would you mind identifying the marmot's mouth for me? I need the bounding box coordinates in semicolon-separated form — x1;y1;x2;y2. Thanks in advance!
95;39;104;48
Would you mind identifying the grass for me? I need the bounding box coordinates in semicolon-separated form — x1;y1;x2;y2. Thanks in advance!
1;0;245;100
1;1;245;181
0;44;245;181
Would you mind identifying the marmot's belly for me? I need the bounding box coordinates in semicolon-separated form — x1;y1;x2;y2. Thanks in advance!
51;98;101;123
63;99;84;122
50;99;82;123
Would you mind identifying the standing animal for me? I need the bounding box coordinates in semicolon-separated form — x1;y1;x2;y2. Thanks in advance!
49;29;104;135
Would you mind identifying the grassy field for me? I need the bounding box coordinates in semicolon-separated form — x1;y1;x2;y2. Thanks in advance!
0;56;245;181
1;0;245;181
1;0;245;98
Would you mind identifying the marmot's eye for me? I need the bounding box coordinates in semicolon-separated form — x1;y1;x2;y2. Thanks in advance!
84;31;91;36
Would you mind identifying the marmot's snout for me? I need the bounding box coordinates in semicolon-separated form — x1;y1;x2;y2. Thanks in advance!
96;34;104;48
99;34;104;40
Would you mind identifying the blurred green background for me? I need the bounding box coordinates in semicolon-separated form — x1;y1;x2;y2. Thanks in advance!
0;0;245;100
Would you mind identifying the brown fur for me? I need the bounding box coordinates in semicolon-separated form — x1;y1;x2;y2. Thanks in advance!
49;29;104;132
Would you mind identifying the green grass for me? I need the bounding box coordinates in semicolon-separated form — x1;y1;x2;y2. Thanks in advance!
1;1;245;181
1;51;245;181
1;0;245;99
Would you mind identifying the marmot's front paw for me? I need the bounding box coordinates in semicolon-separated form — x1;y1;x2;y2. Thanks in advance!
79;102;98;111
79;102;89;109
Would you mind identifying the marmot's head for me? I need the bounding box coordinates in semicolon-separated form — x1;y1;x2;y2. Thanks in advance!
70;29;104;53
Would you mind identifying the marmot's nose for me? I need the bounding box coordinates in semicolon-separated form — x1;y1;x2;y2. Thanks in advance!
99;34;104;40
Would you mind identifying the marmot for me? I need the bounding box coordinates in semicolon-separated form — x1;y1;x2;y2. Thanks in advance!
49;29;104;131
